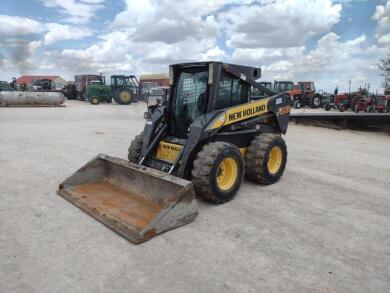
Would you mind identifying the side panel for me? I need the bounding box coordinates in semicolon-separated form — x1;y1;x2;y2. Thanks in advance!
223;98;269;126
267;93;290;134
208;93;289;133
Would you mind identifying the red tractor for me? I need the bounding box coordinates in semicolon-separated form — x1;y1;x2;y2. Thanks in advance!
351;94;375;113
288;81;322;109
334;93;352;112
376;95;390;113
349;89;375;113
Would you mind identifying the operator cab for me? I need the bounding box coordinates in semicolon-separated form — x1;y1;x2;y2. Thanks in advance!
298;81;315;91
274;81;294;93
168;62;262;138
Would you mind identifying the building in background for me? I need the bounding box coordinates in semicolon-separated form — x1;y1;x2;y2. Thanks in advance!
16;76;67;90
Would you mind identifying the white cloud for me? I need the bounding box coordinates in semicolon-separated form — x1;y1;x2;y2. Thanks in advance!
220;0;341;48
231;32;383;91
111;0;220;45
0;0;386;93
201;46;228;61
80;0;104;3
372;0;390;47
50;0;229;74
0;15;45;36
44;23;92;45
231;47;305;66
378;33;390;45
42;0;105;24
54;29;221;74
373;0;390;31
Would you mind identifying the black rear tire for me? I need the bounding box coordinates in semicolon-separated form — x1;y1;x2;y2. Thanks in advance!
245;133;287;184
192;142;244;204
128;132;144;163
114;89;133;105
324;103;331;111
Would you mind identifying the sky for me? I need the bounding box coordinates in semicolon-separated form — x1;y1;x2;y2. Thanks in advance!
0;0;389;92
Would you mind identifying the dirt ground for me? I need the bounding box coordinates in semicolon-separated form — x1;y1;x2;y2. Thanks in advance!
1;101;389;293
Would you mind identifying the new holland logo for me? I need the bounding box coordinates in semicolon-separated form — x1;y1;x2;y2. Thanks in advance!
161;144;182;152
228;104;266;122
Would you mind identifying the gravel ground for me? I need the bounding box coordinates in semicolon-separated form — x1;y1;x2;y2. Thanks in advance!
1;100;389;293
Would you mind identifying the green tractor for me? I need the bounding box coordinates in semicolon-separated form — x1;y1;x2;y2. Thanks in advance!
84;75;142;105
86;79;112;105
110;75;142;105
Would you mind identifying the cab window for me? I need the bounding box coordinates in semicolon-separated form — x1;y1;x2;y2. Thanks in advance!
216;74;245;109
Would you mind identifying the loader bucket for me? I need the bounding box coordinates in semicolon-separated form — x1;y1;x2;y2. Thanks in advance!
58;154;198;244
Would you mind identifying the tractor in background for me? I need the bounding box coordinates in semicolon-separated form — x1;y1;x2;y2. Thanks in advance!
273;81;294;94
288;81;322;109
74;74;143;105
258;81;273;92
350;90;375;113
375;94;390;113
86;79;112;105
333;93;352;112
75;74;104;101
251;81;274;100
110;75;142;104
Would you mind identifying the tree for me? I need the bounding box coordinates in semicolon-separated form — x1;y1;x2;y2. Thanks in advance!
379;55;390;94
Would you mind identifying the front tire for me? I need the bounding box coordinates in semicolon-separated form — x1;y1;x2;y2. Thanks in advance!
90;96;99;105
245;133;287;184
128;132;144;163
293;100;301;109
354;105;360;113
309;95;321;108
192;142;244;204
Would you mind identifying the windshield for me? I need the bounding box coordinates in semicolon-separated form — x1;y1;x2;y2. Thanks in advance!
275;83;292;92
171;69;208;137
259;83;272;90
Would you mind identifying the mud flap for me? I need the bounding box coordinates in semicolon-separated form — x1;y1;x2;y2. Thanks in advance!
58;154;198;244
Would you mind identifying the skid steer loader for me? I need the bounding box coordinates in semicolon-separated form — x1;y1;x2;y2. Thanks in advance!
58;62;290;243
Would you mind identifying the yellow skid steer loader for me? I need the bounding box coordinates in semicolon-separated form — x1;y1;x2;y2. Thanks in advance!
58;62;290;243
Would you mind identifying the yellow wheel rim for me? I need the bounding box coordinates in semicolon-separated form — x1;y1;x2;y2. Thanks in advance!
119;91;131;102
91;97;98;104
217;157;238;191
267;146;282;174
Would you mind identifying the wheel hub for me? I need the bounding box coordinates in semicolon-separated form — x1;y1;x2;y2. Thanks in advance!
120;92;131;102
217;157;238;191
267;146;282;174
